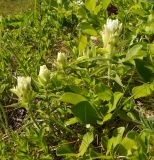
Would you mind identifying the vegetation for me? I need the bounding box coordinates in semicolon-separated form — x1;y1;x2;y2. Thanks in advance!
0;0;154;159
0;0;33;16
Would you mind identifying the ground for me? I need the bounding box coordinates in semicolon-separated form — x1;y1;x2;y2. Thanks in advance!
0;0;33;16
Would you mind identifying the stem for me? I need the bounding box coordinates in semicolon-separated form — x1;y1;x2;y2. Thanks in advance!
0;104;9;135
28;103;40;130
107;54;111;86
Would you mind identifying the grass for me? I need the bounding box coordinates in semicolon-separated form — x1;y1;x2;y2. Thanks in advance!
0;0;33;16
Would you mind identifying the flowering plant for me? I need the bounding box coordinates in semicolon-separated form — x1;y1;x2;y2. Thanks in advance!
11;76;31;102
102;19;122;53
38;65;50;86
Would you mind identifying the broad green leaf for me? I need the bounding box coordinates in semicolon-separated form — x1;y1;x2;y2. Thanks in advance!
60;92;87;105
79;35;87;53
0;84;8;94
125;45;146;61
103;113;112;123
108;92;123;113
112;127;125;148
90;149;112;159
78;131;94;157
77;8;87;19
107;127;125;155
132;82;154;99
85;0;96;12
94;5;102;15
140;130;150;148
135;59;154;82
117;131;138;156
56;141;76;156
64;85;83;94
95;83;113;101
101;0;111;10
148;43;154;55
72;101;99;124
65;117;79;126
145;22;154;34
78;22;97;36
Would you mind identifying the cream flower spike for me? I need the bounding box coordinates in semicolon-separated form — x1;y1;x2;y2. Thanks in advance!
11;76;31;102
38;65;50;86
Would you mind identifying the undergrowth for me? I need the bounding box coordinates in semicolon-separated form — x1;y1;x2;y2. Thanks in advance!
0;0;154;159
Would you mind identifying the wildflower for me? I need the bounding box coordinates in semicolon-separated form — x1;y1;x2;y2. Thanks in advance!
105;19;120;33
57;52;67;68
38;65;50;86
11;76;31;102
102;19;122;53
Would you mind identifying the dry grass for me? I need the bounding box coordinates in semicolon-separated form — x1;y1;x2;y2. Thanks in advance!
0;0;33;16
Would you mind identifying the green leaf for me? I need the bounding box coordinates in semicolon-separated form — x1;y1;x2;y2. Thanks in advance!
95;83;113;101
103;113;113;123
85;0;96;12
145;22;154;34
60;92;87;105
90;149;112;159
107;127;125;155
101;0;111;10
94;5;102;15
135;59;154;82
108;92;123;113
112;74;124;87
117;131;139;156
132;82;154;99
65;117;79;126
78;22;97;36
56;141;76;156
148;43;154;55
77;8;87;19
72;101;99;124
78;131;94;157
125;45;146;61
79;35;87;53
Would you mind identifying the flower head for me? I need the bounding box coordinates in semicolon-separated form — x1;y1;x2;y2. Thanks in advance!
38;65;50;86
57;52;67;67
102;18;122;53
105;19;120;33
11;76;31;102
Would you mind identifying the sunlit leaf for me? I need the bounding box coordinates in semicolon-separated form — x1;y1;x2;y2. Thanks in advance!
85;0;96;12
108;92;123;113
107;127;125;155
148;43;154;55
60;92;87;105
103;113;112;123
65;117;79;126
95;83;113;101
78;131;94;157
117;131;139;156
78;22;97;36
79;35;87;53
101;0;111;10
132;82;154;99
125;45;146;61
